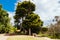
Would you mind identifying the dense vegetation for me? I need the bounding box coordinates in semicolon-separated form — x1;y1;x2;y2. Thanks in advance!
0;4;16;33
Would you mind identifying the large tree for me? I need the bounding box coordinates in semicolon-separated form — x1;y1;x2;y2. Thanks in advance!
14;1;43;35
14;1;35;29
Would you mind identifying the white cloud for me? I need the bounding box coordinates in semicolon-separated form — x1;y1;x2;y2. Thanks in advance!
8;12;15;25
30;0;60;26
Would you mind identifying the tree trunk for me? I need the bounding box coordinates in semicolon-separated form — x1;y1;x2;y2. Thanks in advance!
20;17;24;32
21;17;24;28
29;28;31;35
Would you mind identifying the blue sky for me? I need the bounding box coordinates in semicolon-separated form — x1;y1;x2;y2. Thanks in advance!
0;0;60;26
0;0;17;12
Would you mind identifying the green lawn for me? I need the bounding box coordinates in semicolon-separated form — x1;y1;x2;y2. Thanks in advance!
7;35;45;40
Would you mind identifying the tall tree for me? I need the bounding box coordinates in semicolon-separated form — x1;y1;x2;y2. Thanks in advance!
14;1;35;29
14;1;43;35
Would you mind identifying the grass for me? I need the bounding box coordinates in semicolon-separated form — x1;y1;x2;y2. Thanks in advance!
38;32;48;37
7;35;45;40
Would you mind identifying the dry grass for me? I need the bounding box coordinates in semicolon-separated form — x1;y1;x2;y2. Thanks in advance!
7;35;45;40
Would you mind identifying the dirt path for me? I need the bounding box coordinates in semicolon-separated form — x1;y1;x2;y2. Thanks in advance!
0;34;60;40
0;34;9;40
0;36;8;40
6;35;54;40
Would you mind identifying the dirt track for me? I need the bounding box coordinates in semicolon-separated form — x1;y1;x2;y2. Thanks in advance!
0;34;60;40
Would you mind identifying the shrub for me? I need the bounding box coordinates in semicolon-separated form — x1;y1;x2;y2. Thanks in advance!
9;26;17;34
48;24;60;39
0;24;5;33
0;23;17;34
41;27;48;34
48;33;60;39
38;33;48;37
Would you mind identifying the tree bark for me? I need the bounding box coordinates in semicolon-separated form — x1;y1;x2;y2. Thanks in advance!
29;28;31;35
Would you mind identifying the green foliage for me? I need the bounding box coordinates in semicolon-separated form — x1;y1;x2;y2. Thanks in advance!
0;21;17;33
0;5;15;33
40;34;48;37
14;1;43;35
14;1;35;29
22;13;43;34
0;23;5;33
48;33;60;39
9;26;17;34
41;27;48;34
0;4;2;11
20;1;35;11
38;32;48;37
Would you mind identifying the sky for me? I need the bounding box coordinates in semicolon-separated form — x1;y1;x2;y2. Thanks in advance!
0;0;60;26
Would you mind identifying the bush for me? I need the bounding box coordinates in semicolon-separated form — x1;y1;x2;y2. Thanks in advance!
38;33;48;37
9;26;17;34
0;24;5;33
48;33;60;39
0;23;17;34
41;27;48;34
31;27;41;34
48;24;60;39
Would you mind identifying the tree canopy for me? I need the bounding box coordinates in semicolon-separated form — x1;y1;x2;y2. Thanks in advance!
14;1;35;29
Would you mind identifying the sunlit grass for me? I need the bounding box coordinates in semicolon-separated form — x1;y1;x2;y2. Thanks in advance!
7;35;45;40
